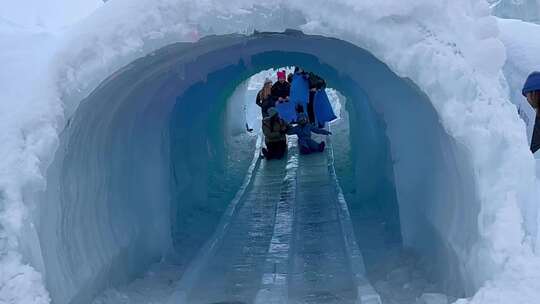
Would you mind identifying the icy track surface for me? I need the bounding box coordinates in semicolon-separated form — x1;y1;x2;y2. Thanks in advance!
2;1;540;304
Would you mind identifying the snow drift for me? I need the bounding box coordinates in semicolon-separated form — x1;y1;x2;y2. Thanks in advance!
1;0;540;303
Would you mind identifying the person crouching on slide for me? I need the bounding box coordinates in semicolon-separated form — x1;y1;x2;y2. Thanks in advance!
287;108;332;155
523;71;540;153
262;108;288;160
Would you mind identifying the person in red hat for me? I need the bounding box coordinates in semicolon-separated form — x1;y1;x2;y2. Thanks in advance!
271;70;291;102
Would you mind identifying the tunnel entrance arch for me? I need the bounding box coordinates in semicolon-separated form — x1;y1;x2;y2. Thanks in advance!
40;31;477;304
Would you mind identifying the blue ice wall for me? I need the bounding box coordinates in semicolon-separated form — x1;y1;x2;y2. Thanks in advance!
39;31;476;304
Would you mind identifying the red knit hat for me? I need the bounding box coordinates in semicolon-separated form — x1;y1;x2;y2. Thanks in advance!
277;70;286;80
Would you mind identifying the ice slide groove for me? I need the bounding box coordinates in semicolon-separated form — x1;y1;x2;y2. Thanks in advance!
185;159;285;303
289;153;351;303
254;141;299;304
167;136;264;303
326;134;382;304
287;135;375;304
170;136;298;304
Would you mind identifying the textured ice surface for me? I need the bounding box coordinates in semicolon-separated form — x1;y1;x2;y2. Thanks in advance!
417;293;448;304
331;96;456;304
2;1;540;304
489;0;540;23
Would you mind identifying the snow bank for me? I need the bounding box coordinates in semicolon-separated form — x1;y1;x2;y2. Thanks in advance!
497;18;540;141
497;16;540;260
0;25;61;304
1;0;540;303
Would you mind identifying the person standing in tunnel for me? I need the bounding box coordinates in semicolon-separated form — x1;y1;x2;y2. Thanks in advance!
523;71;540;153
271;70;290;101
273;70;295;123
262;107;288;160
307;72;326;124
256;78;275;118
307;88;317;124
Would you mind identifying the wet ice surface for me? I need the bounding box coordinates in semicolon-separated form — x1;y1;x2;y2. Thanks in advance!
171;137;374;304
185;157;288;304
92;135;447;304
289;147;356;304
254;141;298;304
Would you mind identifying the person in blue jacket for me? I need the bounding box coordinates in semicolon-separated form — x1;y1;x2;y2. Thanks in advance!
523;71;540;153
287;107;332;154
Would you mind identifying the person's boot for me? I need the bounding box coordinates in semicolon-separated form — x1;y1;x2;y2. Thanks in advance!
319;141;326;152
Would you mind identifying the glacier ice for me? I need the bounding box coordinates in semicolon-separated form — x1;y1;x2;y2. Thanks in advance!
489;0;540;24
1;0;540;304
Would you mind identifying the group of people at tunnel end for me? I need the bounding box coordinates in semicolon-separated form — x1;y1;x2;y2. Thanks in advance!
256;67;337;160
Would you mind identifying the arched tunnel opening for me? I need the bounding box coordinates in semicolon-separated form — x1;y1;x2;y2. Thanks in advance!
37;31;479;304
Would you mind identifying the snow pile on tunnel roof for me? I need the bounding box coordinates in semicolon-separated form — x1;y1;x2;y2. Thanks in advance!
1;0;540;303
497;18;540;143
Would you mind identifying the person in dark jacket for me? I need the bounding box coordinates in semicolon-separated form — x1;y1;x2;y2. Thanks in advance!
306;71;326;124
307;72;326;90
256;78;275;117
271;70;290;101
287;112;331;155
523;71;540;153
262;107;288;160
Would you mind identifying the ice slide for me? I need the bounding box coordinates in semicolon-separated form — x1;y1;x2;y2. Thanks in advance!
166;136;379;304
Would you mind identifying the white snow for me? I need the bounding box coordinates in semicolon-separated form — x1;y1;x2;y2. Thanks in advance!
1;1;102;33
497;18;540;142
1;0;540;303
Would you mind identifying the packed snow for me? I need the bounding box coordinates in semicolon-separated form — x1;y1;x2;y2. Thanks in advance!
1;0;540;304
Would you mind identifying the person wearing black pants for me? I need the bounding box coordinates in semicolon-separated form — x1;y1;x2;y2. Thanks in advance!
262;108;288;160
307;88;317;123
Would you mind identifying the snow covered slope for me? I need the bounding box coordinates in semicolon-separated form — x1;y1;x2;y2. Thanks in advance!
1;1;540;304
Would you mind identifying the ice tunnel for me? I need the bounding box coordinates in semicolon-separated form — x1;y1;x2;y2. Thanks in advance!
34;30;486;304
